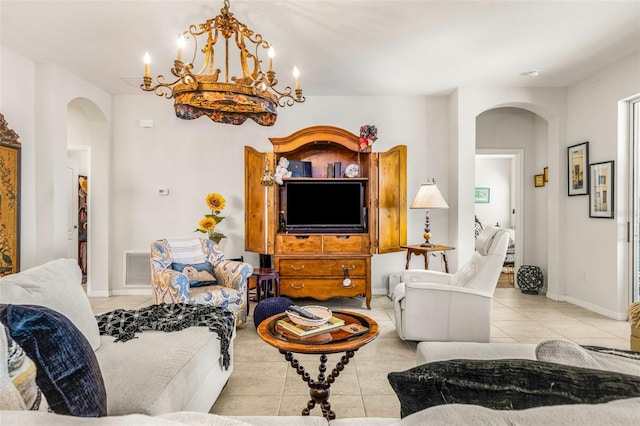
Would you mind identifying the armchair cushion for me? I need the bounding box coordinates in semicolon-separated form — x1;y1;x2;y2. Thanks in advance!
171;262;217;287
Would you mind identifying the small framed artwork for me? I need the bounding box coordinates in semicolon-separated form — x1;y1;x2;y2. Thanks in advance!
534;174;545;187
544;167;549;182
474;187;490;203
568;141;589;196
589;161;614;219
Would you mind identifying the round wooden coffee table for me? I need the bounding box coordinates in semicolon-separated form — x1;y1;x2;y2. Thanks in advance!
257;310;378;420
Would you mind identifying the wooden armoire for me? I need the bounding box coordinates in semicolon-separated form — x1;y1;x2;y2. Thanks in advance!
245;126;406;308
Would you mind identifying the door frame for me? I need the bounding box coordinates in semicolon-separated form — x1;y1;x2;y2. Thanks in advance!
476;148;524;274
629;98;640;303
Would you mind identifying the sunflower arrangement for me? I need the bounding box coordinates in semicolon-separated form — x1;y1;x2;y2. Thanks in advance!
195;193;227;244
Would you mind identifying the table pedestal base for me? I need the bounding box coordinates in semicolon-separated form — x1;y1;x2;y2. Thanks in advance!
281;349;356;420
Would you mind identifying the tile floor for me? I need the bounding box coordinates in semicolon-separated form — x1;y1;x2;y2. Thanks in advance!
89;287;632;419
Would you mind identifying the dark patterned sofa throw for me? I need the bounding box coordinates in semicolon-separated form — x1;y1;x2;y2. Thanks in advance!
95;303;234;369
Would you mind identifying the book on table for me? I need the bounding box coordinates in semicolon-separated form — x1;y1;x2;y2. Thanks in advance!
277;316;346;337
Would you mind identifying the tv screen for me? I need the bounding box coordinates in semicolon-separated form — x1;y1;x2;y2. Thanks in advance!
284;181;365;233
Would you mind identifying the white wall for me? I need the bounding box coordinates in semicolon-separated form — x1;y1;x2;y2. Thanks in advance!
475;157;511;228
110;94;451;295
1;46;112;295
564;51;640;318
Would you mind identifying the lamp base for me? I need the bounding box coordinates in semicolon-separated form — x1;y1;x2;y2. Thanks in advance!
420;242;435;247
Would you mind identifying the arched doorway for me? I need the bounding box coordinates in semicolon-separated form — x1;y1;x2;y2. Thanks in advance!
476;106;551;291
67;97;109;296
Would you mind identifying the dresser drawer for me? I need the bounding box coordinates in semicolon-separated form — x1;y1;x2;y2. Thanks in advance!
278;258;368;277
277;235;322;254
280;278;366;299
323;234;368;253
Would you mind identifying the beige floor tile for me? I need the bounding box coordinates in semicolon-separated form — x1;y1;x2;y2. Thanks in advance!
538;320;619;338
222;361;288;396
355;359;416;395
490;337;519;343
492;307;529;321
211;394;281;416
355;337;414;361
362;394;401;418
492;320;564;338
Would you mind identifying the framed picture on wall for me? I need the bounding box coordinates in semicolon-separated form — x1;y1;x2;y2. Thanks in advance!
0;114;21;276
589;161;614;218
534;174;545;187
474;187;490;203
568;141;589;196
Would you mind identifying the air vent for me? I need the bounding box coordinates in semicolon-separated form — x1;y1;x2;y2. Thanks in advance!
124;251;151;286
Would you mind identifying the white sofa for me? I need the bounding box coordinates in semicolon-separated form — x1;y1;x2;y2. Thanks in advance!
0;259;233;415
2;396;639;425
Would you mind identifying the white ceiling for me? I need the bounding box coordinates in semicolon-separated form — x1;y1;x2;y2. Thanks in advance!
2;0;639;97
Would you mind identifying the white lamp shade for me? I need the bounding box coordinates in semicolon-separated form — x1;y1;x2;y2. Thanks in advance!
410;183;449;209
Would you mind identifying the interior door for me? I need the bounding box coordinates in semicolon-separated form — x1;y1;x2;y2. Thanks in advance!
376;145;407;254
244;146;275;254
66;167;78;260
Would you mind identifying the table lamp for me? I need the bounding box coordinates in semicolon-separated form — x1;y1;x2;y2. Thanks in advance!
410;180;449;247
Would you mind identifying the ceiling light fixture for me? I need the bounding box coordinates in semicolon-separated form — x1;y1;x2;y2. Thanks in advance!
522;70;540;78
140;0;305;126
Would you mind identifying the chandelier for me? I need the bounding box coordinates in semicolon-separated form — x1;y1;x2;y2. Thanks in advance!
140;0;305;126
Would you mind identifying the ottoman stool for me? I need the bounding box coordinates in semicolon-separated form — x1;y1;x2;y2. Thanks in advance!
253;297;294;329
517;265;544;294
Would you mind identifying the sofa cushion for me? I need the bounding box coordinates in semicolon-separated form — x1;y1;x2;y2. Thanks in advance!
388;359;640;418
536;340;640;376
0;258;101;350
96;326;233;415
0;304;107;416
398;397;640;426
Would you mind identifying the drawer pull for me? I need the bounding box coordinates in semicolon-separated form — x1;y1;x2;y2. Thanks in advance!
337;236;350;240
290;283;305;289
289;265;305;271
341;264;356;270
295;235;310;240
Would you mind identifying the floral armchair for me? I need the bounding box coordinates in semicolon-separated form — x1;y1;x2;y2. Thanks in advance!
150;238;251;324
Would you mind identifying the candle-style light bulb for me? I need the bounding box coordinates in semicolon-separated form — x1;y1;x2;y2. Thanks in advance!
268;46;274;72
293;66;300;91
176;35;186;62
143;52;151;78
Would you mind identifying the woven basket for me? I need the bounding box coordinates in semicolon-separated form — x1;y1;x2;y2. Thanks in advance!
632;323;640;352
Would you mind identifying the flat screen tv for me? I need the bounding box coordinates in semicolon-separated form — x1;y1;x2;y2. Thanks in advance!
283;180;366;233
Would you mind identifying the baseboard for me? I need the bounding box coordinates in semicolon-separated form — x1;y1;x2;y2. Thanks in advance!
86;290;111;298
561;294;626;320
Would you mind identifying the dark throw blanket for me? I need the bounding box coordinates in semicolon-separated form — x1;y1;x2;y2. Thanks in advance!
95;303;234;369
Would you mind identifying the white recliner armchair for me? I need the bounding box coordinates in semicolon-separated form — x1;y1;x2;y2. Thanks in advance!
392;227;509;342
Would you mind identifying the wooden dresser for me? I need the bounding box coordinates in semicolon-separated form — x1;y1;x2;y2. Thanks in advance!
245;126;407;309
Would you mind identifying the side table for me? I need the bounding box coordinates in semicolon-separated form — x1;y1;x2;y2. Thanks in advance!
401;244;455;272
247;268;280;315
257;310;378;420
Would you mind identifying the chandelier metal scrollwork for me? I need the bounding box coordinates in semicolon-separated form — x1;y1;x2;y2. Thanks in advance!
141;0;305;126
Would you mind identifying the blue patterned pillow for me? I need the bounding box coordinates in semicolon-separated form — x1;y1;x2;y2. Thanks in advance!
0;304;107;417
171;262;217;287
